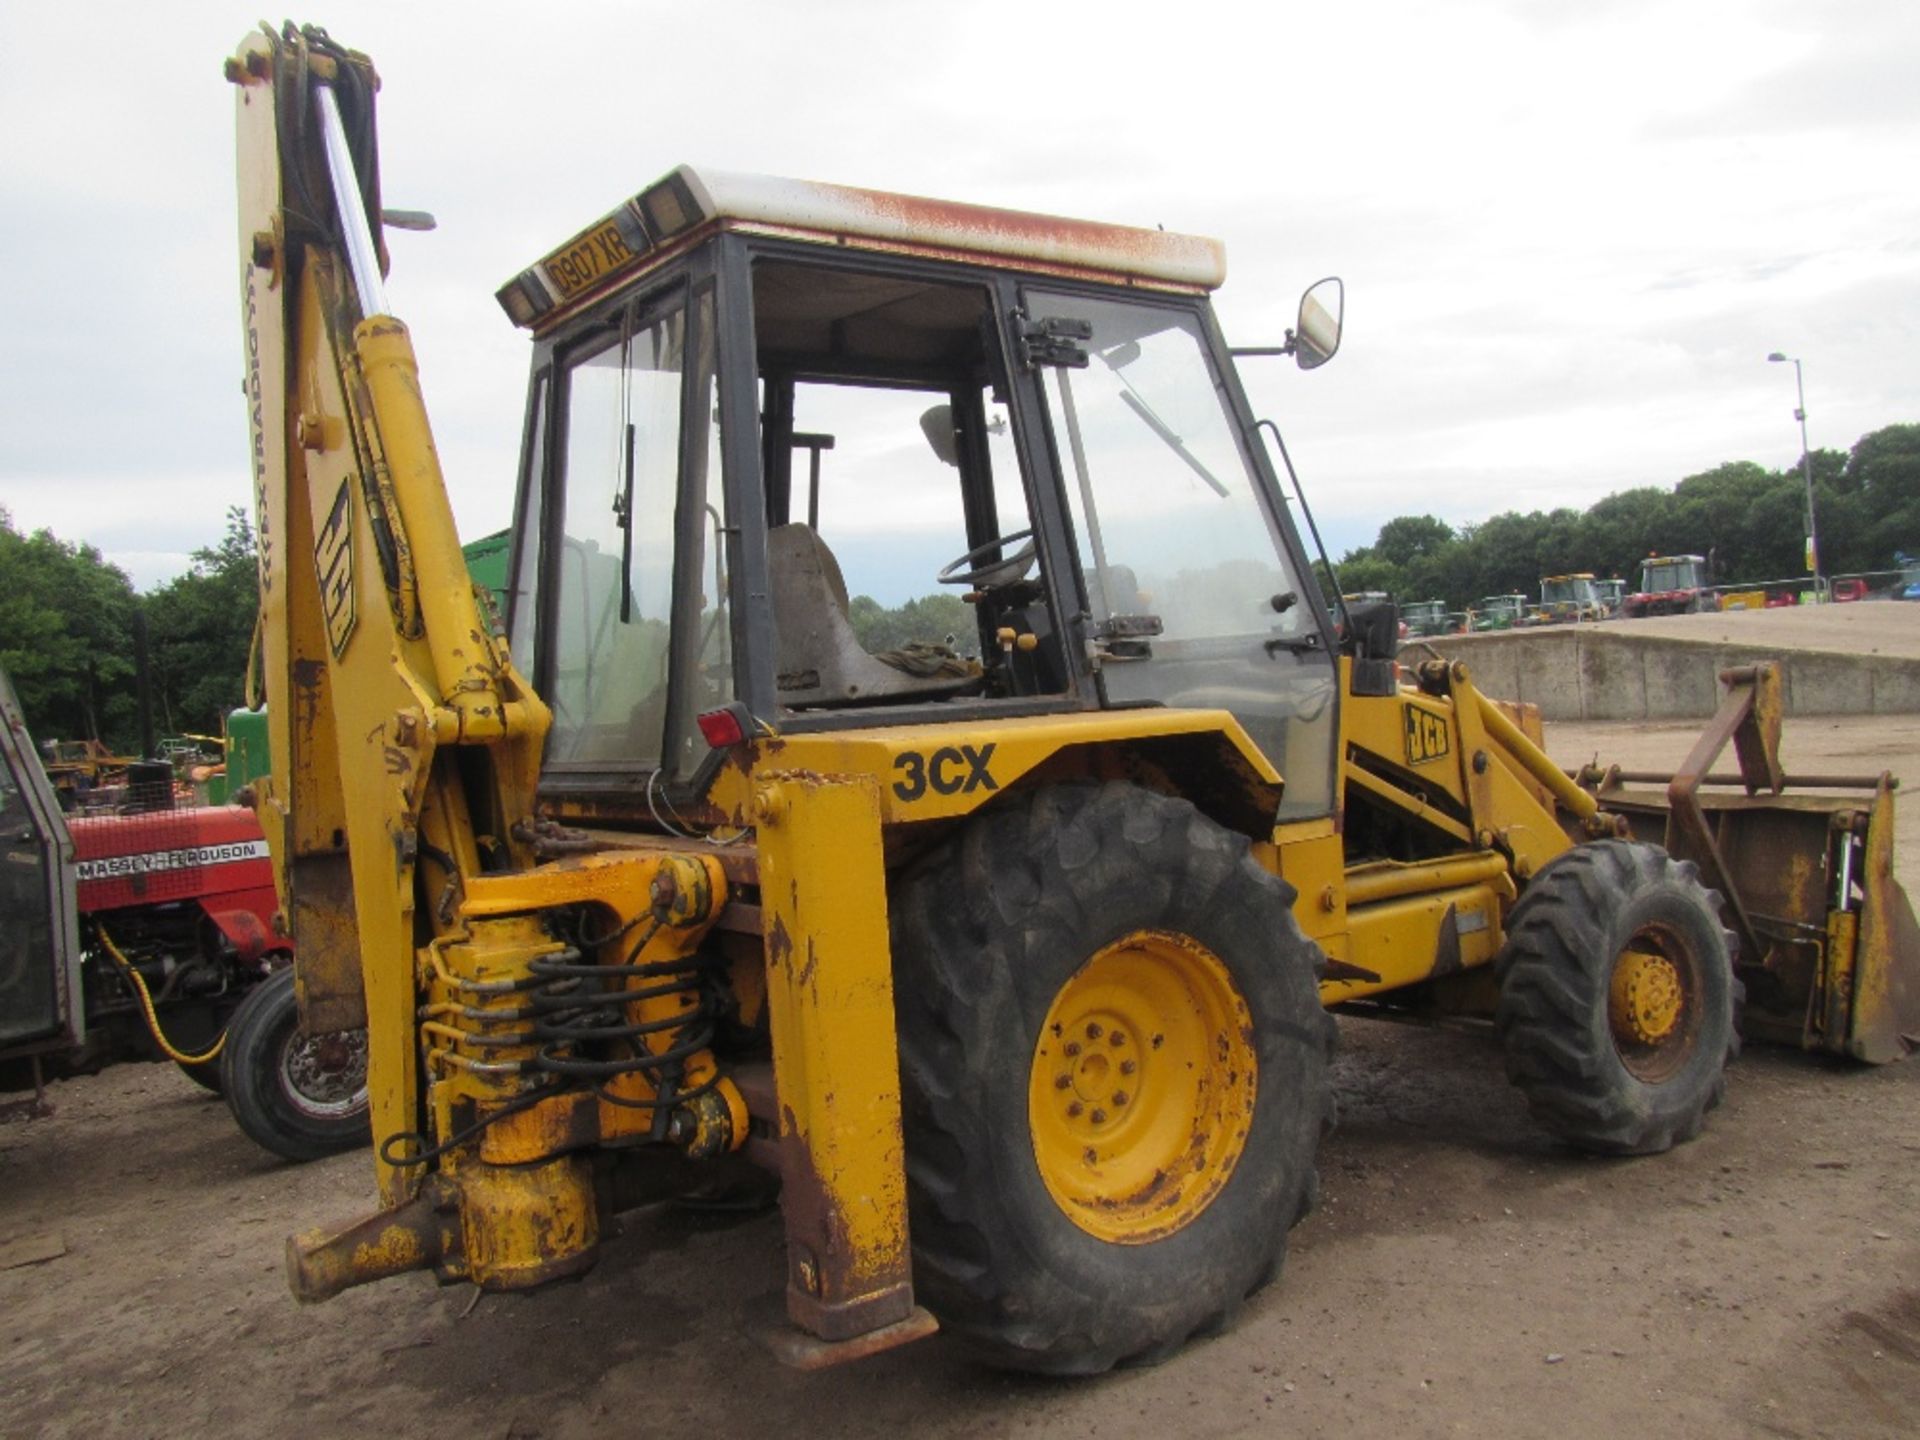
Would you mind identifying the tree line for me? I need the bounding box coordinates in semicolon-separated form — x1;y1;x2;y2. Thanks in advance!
1327;422;1920;610
0;506;257;753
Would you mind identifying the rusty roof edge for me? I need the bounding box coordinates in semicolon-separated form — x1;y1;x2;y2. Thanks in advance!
677;165;1227;290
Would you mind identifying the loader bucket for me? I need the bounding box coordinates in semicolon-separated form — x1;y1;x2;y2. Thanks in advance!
1575;664;1920;1063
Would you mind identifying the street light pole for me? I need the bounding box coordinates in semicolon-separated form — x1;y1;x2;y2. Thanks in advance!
1767;351;1822;596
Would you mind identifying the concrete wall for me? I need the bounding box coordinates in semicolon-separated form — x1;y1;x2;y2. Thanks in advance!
1421;627;1920;721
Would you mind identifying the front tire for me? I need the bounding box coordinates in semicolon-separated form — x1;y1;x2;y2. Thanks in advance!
219;968;370;1162
890;782;1334;1375
1495;840;1739;1155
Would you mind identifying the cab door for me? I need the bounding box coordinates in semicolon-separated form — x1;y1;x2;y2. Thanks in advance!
0;668;81;1052
1021;288;1341;821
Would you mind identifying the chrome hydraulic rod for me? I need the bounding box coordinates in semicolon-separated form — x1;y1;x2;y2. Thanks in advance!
314;82;387;317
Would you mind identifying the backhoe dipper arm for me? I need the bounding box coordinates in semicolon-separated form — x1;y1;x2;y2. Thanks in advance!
228;24;739;1297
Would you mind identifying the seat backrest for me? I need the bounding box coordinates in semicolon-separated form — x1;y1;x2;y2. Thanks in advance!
765;522;980;707
768;523;850;618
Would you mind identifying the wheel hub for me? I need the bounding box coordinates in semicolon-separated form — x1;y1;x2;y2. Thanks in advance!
1028;930;1256;1245
1611;947;1684;1045
281;1025;369;1119
1043;1014;1138;1132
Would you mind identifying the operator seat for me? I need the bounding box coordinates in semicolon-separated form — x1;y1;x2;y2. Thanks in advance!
766;523;982;707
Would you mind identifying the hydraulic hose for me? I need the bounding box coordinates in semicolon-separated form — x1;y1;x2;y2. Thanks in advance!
94;925;227;1066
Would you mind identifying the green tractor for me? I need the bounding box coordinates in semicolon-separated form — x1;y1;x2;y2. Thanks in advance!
1400;598;1456;637
1469;594;1527;631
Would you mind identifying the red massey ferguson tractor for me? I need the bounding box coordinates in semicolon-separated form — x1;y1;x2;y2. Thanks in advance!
1623;553;1710;617
0;672;367;1161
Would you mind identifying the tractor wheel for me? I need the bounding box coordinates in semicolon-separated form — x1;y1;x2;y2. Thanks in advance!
1495;840;1739;1155
218;968;370;1162
889;782;1334;1375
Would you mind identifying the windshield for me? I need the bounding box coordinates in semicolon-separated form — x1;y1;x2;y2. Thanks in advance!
1643;561;1697;591
1032;294;1309;640
1028;289;1336;821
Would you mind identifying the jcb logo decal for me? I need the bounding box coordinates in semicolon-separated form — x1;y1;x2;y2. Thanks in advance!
316;478;356;658
1404;706;1450;767
892;744;998;802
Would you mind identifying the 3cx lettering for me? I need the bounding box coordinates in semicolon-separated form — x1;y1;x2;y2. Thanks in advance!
891;744;998;801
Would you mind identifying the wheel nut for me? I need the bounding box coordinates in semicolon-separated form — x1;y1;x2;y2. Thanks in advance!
1064;1041;1081;1057
1109;1031;1124;1047
1067;1101;1083;1117
1112;1091;1128;1106
1055;1074;1071;1090
1120;1059;1136;1076
1091;1108;1107;1124
1086;1022;1103;1040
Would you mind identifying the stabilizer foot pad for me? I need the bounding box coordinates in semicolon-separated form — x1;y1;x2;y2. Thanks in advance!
764;1306;940;1371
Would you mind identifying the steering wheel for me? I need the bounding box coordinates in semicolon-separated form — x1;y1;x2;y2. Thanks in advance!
938;529;1037;590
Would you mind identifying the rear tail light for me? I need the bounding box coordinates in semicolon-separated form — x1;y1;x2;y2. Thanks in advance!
697;704;753;750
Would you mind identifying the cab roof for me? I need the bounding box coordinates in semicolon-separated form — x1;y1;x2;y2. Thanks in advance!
496;165;1227;330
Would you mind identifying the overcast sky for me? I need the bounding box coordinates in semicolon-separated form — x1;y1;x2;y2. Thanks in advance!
2;0;1915;593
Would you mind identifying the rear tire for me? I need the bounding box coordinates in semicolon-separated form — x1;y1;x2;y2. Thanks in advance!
219;968;370;1162
1495;840;1739;1155
890;782;1334;1375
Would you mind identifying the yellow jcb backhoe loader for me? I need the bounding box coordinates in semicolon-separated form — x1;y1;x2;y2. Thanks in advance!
227;23;1920;1376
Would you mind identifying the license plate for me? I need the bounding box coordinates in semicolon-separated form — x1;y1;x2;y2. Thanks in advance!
540;220;636;300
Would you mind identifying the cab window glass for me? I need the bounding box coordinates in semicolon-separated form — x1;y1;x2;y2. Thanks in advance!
549;305;686;765
506;373;547;671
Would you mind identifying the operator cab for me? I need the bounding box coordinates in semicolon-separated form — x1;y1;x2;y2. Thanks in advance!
498;168;1341;823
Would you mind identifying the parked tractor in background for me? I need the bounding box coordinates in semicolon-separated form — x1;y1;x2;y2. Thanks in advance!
0;665;369;1160
1529;573;1606;625
1625;554;1710;617
1400;598;1459;638
1469;593;1528;631
1592;577;1625;617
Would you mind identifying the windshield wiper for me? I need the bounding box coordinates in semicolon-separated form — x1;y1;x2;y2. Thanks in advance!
1114;390;1230;498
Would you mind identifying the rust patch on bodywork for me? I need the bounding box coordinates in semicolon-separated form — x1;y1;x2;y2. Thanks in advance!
773;1110;915;1343
766;913;793;970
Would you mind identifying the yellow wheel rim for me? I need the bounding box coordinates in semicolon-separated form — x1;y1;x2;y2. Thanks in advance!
1028;929;1257;1244
1607;928;1698;1081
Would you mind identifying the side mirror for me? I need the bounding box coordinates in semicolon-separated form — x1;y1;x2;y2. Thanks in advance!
1294;277;1343;370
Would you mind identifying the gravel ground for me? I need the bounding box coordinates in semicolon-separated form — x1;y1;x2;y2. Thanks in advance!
1572;600;1920;660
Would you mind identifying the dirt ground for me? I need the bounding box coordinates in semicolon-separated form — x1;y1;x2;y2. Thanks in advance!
4;716;1917;1440
1616;600;1920;661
